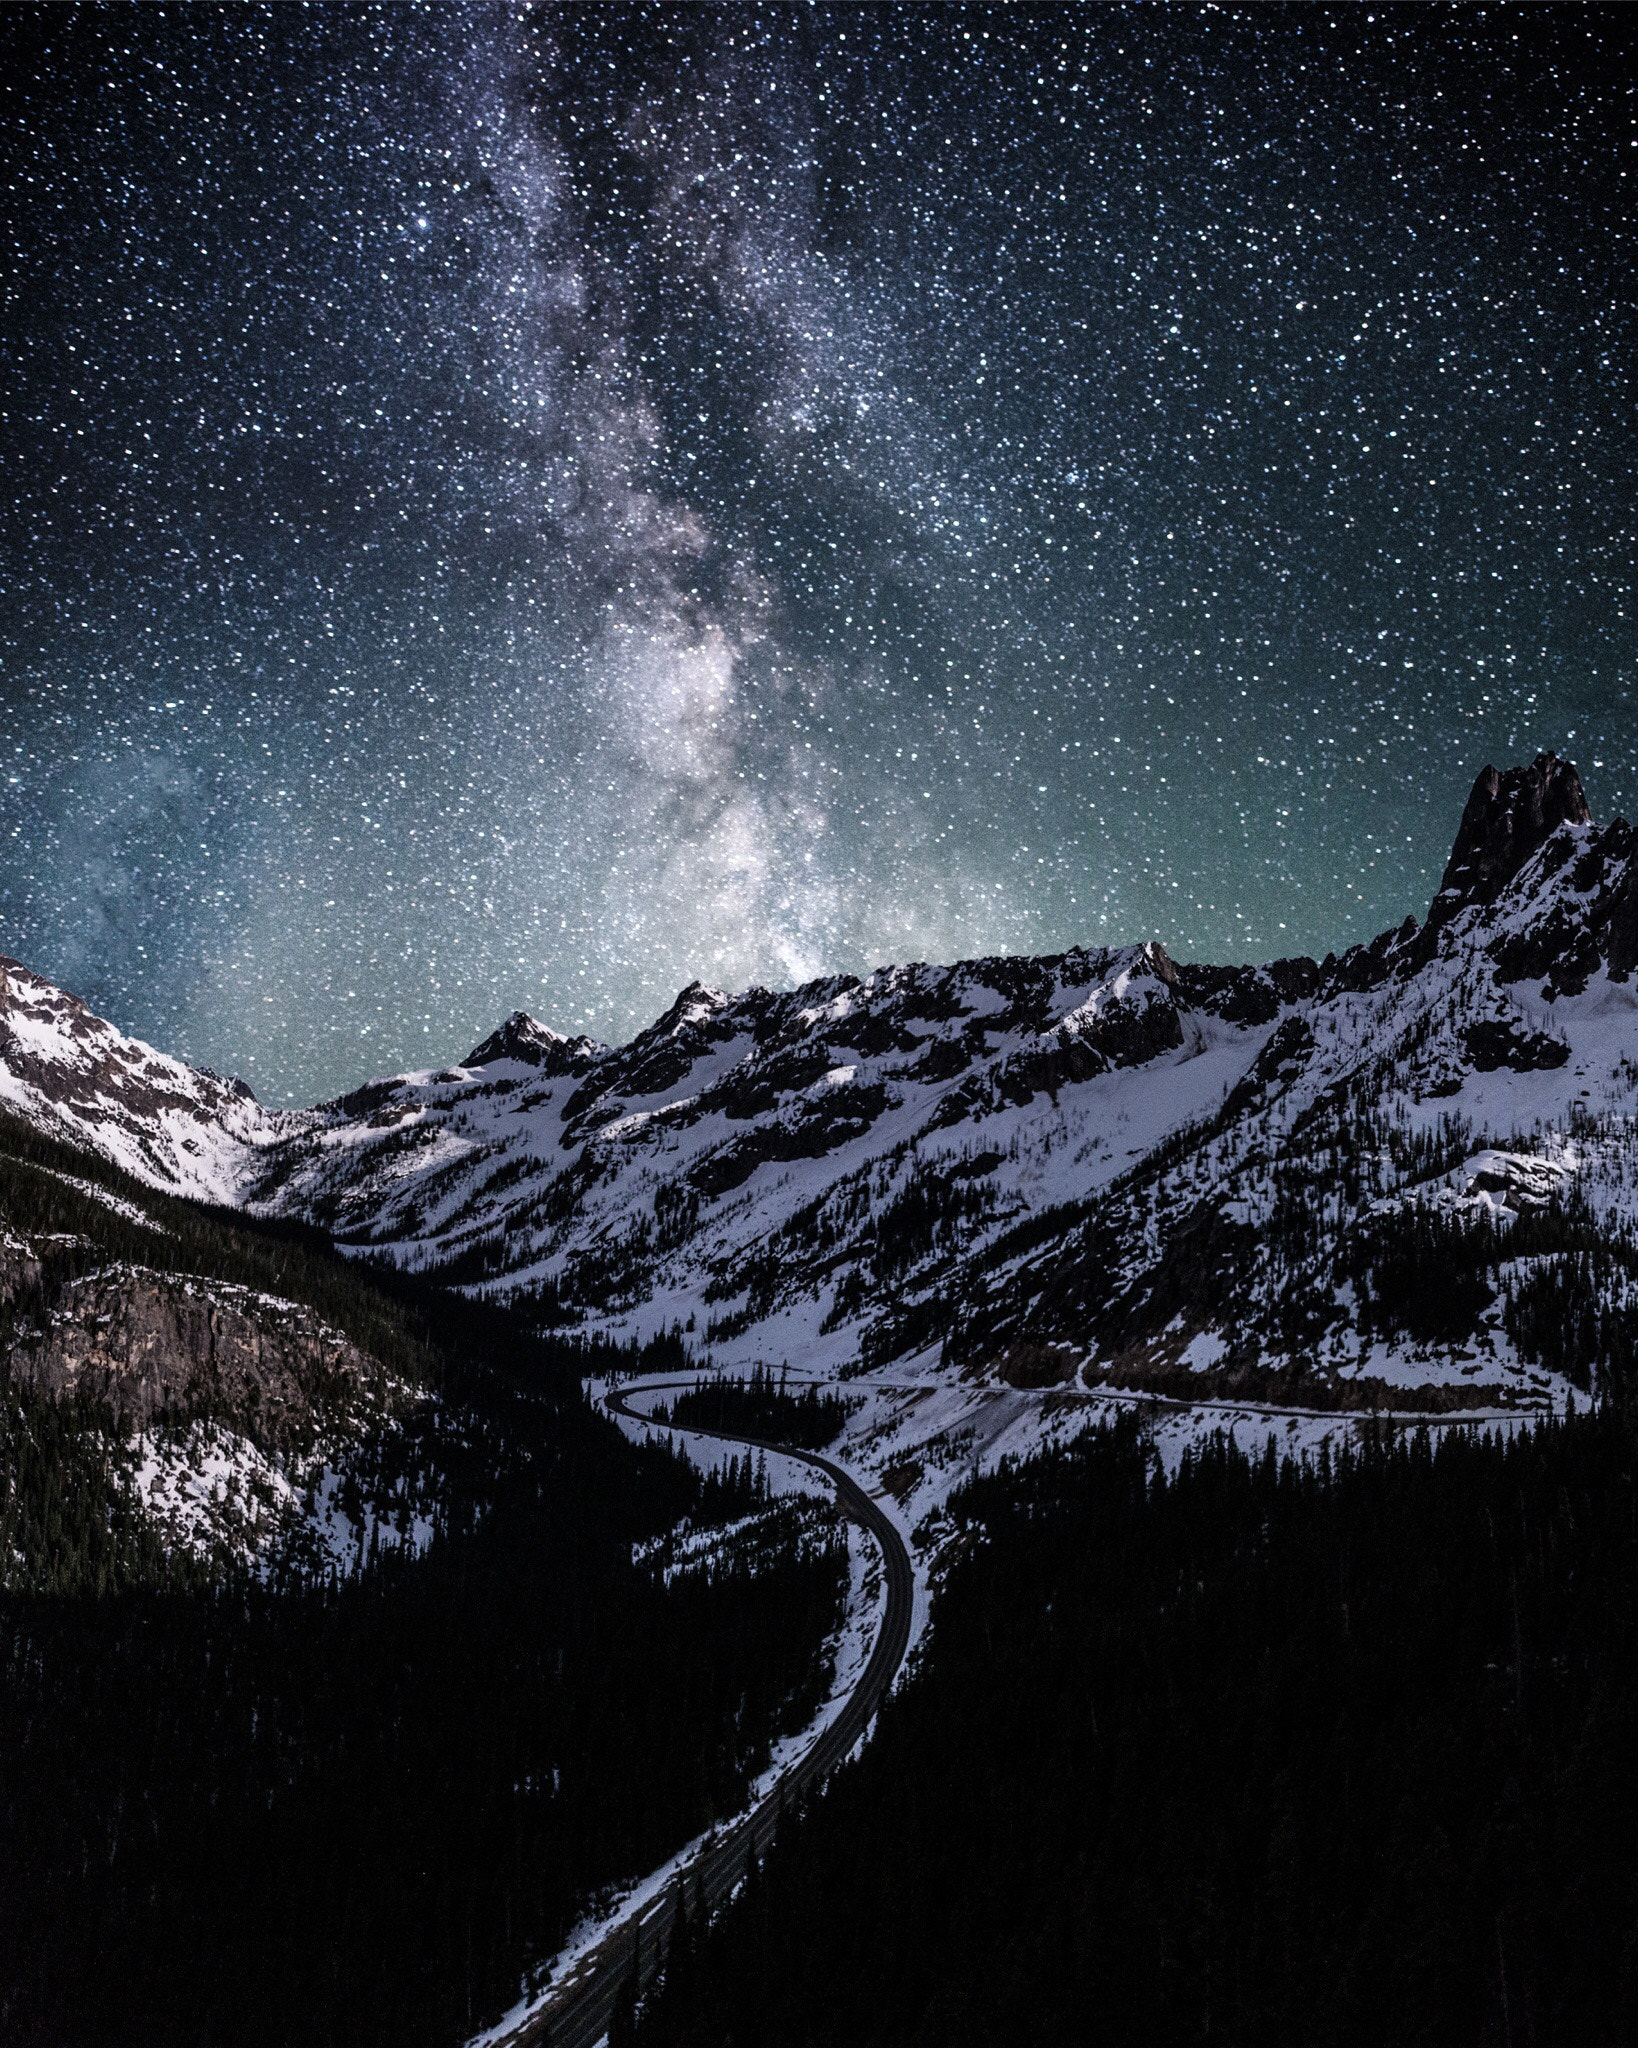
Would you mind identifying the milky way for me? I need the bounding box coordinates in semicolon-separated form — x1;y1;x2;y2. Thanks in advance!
2;5;1634;1100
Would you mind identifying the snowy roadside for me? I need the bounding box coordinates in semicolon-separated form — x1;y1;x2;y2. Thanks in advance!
818;1357;1552;1636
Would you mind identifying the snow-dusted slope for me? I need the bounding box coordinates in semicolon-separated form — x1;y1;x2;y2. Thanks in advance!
0;956;292;1201
247;942;1283;1340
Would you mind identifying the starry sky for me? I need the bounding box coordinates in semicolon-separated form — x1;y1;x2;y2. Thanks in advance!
2;4;1635;1102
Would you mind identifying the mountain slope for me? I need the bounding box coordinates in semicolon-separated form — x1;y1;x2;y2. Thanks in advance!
0;1107;440;1579
5;753;1635;1414
0;955;290;1200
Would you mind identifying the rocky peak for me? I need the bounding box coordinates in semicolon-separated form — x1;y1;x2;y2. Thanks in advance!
650;980;733;1039
1430;751;1590;924
464;1011;602;1074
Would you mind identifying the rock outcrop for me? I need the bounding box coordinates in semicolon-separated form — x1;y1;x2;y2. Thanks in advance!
8;1263;393;1451
464;1011;604;1074
1430;751;1590;923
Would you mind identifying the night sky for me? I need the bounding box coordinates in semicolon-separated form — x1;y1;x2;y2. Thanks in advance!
3;5;1634;1102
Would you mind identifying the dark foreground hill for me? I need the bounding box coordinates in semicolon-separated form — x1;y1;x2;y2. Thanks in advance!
632;1408;1638;2048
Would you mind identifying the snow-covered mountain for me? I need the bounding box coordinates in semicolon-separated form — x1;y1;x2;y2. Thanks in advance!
0;955;287;1202
7;753;1638;1415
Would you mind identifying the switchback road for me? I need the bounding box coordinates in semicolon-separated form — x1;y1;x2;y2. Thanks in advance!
497;1380;914;2048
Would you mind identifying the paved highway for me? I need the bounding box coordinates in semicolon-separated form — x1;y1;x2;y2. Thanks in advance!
497;1380;915;2048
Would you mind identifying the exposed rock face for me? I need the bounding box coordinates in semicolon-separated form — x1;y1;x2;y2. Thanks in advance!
1430;752;1590;923
8;1265;391;1450
464;1011;604;1074
0;1230;43;1309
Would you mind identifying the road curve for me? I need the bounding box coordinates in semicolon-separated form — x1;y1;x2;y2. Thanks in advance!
498;1379;915;2048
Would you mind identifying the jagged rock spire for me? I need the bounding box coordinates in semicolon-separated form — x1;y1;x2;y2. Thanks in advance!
1430;751;1590;925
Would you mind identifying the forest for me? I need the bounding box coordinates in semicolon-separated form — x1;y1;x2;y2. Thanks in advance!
0;1116;850;2048
631;1405;1638;2048
647;1366;858;1450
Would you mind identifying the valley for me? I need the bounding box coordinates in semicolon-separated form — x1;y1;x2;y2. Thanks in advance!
6;751;1638;2045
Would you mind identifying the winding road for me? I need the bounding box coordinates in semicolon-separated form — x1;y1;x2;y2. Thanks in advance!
497;1380;914;2048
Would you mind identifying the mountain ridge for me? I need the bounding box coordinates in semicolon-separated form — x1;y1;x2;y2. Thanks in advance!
5;753;1637;1415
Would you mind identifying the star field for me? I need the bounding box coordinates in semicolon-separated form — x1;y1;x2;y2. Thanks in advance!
2;4;1634;1101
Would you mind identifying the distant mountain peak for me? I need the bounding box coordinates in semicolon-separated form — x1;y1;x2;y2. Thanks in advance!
0;954;279;1200
1431;750;1590;924
464;1011;603;1073
651;980;733;1037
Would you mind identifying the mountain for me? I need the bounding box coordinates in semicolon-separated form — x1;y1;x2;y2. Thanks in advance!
6;752;1637;1416
236;751;1634;1413
0;955;286;1201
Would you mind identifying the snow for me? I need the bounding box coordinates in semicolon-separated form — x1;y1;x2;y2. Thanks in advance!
1182;1331;1228;1372
37;1168;171;1233
128;1414;438;1577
